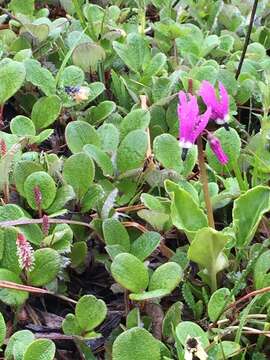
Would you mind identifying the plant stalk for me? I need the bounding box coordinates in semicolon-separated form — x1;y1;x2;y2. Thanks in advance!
197;136;215;228
235;0;258;79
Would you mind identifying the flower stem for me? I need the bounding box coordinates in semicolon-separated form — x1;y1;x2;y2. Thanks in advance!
235;0;258;79
197;136;215;228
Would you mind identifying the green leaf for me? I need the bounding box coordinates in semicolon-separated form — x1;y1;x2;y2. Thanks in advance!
113;34;151;74
70;241;87;268
206;128;241;173
0;227;21;274
9;0;35;15
188;227;228;292
83;144;114;176
120;109;150;140
72;42;105;72
233;186;270;247
62;313;82;336
23;339;55;360
102;218;130;252
80;184;104;213
20;24;49;44
176;321;209;348
63;153;95;199
208;341;241;359
0;269;28;306
111;253;149;293
162;302;183;338
10;116;36;137
87;101;116;125
153;134;182;174
141;53;167;84
254;250;270;289
60;65;85;87
45;224;73;253
0;312;6;347
97;123;119;153
5;330;34;360
24;171;56;210
0;205;43;245
149;262;183;292
88;82;105;102
130;232;161;261
75;295;107;332
27;248;61;286
13;160;43;197
0;59;26;104
65;120;100;153
46;185;75;214
208;288;231;322
117;129;148;173
24;59;56;96
112;327;160;360
165;180;208;241
31;95;62;130
129;289;169;301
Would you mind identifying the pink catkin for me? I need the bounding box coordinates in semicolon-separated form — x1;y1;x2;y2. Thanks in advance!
0;139;7;157
16;233;34;272
42;215;50;236
34;186;42;208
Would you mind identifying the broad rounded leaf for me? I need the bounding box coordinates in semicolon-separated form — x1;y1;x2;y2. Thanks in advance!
27;248;61;286
111;253;149;293
97;123;119;153
24;171;56;210
65;120;100;153
75;295;107;332
130;231;161;261
208;287;231;322
10;116;36;137
102;218;130;252
153;134;183;173
233;186;270;247
117;129;148;173
63;152;95;199
31;95;62;130
176;321;209;348
120;109;150;140
13;161;43;197
46;185;75;214
149;262;183;292
165;180;208;241
112;327;160;360
5;330;34;360
72;42;105;72
22;339;55;360
0;269;28;306
24;59;56;96
84;144;113;176
0;59;26;104
129;289;169;301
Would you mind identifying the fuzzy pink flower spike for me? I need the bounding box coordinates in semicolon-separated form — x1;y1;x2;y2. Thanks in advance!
199;80;230;129
16;233;34;272
207;133;228;165
178;91;211;160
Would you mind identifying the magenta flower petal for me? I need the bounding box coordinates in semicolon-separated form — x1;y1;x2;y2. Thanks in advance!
199;80;229;125
177;90;211;160
207;134;228;165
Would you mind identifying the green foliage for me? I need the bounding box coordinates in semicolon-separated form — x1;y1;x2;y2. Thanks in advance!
112;327;161;360
22;339;55;360
0;59;26;104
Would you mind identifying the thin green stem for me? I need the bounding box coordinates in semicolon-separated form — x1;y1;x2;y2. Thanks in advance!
197;136;215;228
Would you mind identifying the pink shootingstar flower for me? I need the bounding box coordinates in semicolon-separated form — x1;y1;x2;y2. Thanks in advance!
207;133;228;165
178;91;212;160
16;233;34;272
199;80;230;128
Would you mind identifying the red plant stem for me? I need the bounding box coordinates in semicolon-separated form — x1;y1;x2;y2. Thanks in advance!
197;137;215;228
226;286;270;312
0;217;93;229
0;105;4;127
